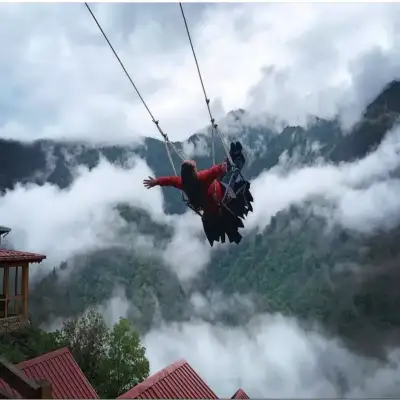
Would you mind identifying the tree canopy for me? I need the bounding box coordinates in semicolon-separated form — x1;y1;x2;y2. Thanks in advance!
0;309;150;399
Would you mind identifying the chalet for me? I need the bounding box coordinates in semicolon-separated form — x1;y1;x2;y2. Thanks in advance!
0;226;46;333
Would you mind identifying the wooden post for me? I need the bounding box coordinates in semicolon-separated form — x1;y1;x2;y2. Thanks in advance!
21;264;29;318
36;379;53;399
0;266;5;319
3;267;8;318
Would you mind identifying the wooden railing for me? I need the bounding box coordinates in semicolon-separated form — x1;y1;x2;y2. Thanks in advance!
0;357;52;398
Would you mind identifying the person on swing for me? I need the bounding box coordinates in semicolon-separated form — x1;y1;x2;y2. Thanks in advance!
143;142;245;216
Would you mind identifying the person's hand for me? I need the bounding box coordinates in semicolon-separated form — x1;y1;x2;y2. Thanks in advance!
143;176;157;189
221;162;228;173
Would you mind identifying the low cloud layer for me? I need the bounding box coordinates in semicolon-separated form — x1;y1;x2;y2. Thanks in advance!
144;315;400;398
2;123;400;282
0;157;164;265
0;153;210;282
97;291;400;398
247;125;400;235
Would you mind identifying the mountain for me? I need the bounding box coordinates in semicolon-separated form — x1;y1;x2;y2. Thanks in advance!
3;81;399;209
3;80;400;357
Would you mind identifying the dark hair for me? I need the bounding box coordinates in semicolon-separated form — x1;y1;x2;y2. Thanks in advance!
181;161;204;210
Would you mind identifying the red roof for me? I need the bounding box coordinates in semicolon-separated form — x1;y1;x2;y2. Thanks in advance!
117;359;218;399
0;347;99;399
231;388;250;399
0;249;46;264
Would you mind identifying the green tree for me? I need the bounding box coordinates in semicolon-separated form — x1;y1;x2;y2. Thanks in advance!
98;318;150;398
0;324;59;363
56;308;110;387
57;310;149;398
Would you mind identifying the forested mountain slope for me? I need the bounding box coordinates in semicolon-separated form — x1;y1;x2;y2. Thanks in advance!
2;80;400;357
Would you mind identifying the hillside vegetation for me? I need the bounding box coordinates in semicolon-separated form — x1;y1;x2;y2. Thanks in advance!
1;80;400;361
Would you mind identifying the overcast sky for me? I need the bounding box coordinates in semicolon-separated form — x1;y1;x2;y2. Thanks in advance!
1;2;400;143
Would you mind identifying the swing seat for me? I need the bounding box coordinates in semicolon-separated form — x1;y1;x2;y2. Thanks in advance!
217;169;254;218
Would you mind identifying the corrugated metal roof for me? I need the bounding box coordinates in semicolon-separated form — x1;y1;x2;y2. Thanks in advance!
0;249;46;264
231;388;250;399
0;347;99;399
117;359;218;400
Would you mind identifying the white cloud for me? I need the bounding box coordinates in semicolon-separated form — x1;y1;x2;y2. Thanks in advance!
3;124;400;283
144;313;400;398
63;288;400;399
0;157;163;270
97;286;130;328
1;3;400;142
162;211;211;283
181;136;210;159
246;125;400;234
0;153;213;282
2;118;400;287
190;291;255;321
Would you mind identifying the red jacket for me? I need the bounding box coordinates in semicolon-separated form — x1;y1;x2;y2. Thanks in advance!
155;163;226;214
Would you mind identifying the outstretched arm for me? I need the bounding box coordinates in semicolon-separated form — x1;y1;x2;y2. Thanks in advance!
143;175;183;189
197;162;227;185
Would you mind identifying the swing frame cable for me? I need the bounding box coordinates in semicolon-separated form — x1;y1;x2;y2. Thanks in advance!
84;2;186;167
179;2;234;168
84;2;201;214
